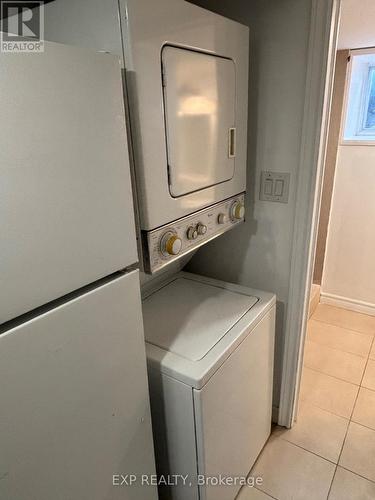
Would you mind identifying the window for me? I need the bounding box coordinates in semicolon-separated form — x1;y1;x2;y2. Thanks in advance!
363;67;375;130
343;49;375;143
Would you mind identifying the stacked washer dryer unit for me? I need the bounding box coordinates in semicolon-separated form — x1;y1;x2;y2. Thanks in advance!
120;0;249;273
122;2;275;498
122;1;275;499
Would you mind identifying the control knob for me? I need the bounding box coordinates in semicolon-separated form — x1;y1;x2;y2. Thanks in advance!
231;201;245;220
160;232;182;256
187;226;198;240
196;223;207;235
218;213;228;224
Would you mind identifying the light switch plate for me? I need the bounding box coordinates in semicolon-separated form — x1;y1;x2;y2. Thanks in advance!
260;171;290;203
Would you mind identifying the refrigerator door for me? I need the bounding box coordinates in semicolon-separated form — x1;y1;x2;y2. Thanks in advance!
0;270;157;500
0;40;137;324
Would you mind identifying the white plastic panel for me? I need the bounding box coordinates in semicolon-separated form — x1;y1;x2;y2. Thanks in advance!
162;46;236;197
147;370;199;500
0;271;157;500
193;308;275;500
0;39;137;323
144;193;245;274
143;277;257;361
144;272;276;389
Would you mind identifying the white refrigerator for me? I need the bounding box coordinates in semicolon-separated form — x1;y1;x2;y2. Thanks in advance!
0;39;157;499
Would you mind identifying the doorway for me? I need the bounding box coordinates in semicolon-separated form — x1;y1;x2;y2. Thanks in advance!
280;0;375;426
292;42;375;494
238;2;375;497
278;0;375;495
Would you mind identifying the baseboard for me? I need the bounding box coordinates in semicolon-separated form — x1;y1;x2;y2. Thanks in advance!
320;292;375;317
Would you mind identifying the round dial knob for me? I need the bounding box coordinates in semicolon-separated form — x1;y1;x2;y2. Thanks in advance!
187;226;198;240
218;213;228;224
196;223;207;235
231;201;245;220
160;232;182;256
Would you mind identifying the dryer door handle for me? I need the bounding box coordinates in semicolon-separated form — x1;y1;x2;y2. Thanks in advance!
228;127;236;158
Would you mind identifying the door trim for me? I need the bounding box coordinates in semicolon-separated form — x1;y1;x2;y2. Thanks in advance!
278;0;341;427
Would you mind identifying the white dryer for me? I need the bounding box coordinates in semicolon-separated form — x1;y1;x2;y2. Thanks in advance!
142;273;276;500
122;0;250;273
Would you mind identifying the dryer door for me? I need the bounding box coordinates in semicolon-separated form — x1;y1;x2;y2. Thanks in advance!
162;46;236;197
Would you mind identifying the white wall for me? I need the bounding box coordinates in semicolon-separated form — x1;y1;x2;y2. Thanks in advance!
322;0;375;315
187;0;313;408
321;145;375;314
338;0;375;50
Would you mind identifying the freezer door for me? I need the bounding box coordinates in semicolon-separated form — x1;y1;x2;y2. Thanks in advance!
0;270;157;500
162;46;236;197
0;40;137;324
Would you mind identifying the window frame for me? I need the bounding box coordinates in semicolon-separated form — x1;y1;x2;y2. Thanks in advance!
359;65;375;134
341;48;375;146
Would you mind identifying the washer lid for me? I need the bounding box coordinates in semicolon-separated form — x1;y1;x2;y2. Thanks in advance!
142;277;258;361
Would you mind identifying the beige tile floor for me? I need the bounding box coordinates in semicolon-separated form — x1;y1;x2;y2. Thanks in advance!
237;303;375;500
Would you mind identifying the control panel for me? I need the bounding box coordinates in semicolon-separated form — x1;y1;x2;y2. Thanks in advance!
142;193;245;273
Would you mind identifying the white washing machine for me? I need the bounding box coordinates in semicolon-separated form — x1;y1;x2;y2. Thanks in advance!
142;272;276;500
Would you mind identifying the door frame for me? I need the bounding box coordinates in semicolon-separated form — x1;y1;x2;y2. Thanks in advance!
278;0;342;428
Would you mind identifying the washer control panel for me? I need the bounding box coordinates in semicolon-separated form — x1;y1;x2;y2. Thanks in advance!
142;193;245;273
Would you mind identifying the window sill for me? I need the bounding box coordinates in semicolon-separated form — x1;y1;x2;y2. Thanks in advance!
340;140;375;146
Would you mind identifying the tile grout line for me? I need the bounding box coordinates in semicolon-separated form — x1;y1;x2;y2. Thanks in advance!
325;413;352;499
254;485;279;499
311;316;375;337
303;365;361;387
276;435;339;466
251;422;337;499
326;467;338;499
338;464;375;486
306;337;371;360
271;430;339;499
299;396;353;420
253;308;375;500
253;435;336;499
307;307;375;498
325;372;359;498
326;333;375;498
310;317;375;338
350;419;375;433
298;398;350;420
240;433;280;500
